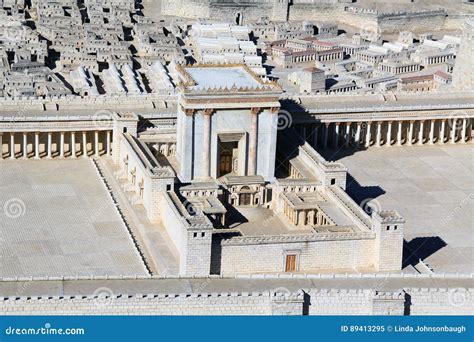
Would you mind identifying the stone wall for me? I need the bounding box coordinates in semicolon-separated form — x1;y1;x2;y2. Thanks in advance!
377;10;447;34
1;281;471;315
160;0;462;35
117;133;174;221
408;288;474;315
308;289;405;315
0;293;274;315
220;234;375;275
159;192;213;277
161;0;282;23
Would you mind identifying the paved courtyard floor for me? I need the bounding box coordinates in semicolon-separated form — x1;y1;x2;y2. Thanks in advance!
0;160;148;278
323;144;473;274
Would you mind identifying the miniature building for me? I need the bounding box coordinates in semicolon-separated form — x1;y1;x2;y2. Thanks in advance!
299;67;325;93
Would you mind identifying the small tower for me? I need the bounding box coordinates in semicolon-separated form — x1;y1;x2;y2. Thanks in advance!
452;19;474;91
112;112;139;164
272;0;289;22
372;210;405;272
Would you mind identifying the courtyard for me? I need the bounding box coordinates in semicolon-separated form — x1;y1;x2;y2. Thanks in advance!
323;144;474;274
0;159;148;278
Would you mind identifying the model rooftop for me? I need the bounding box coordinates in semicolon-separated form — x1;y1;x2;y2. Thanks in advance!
183;66;262;90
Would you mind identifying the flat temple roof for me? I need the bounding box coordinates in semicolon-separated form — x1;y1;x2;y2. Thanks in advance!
185;66;261;90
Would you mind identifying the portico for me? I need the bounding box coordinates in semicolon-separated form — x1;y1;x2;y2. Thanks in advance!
175;65;282;182
0;130;112;159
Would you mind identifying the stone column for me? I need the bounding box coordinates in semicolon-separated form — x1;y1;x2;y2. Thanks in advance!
60;132;65;158
22;132;28;159
439;120;446;145
0;133;3;160
450;119;457;144
345;123;351;147
34;132;40;159
322;123;329;149
82;131;88;158
202;110;213;178
10;132;15;159
408;121;414;146
95;131;100;157
365;122;372;148
386;121;392;146
355;122;361;145
333;122;340;148
106;130;111;155
248;108;259;176
71;132;76;158
47;132;52;159
312;125;318;148
418;120;424;145
429;120;435;145
461;118;467;144
375;122;382;147
397;121;403;146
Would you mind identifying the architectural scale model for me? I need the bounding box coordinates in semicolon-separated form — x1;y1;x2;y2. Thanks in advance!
0;0;472;315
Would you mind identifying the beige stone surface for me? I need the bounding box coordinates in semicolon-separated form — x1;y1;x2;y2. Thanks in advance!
0;160;148;277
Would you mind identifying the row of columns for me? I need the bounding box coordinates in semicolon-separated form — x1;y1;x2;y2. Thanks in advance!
301;118;471;149
427;55;451;65
0;130;112;160
380;64;419;74
318;50;343;62
282;203;330;227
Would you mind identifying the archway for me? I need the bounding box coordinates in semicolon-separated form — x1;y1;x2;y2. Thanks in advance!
235;12;242;25
239;186;252;206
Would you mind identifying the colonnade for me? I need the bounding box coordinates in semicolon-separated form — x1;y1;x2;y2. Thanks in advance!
0;130;112;160
298;118;472;149
282;203;331;227
426;55;453;65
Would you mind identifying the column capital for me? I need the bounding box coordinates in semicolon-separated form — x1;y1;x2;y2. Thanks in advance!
202;109;215;116
250;107;262;115
182;107;195;116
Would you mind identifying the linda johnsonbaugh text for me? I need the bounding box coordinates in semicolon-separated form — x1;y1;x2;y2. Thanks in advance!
341;325;467;334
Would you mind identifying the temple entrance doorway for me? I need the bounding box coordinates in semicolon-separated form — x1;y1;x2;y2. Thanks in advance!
218;141;238;177
239;186;252;206
220;150;232;175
